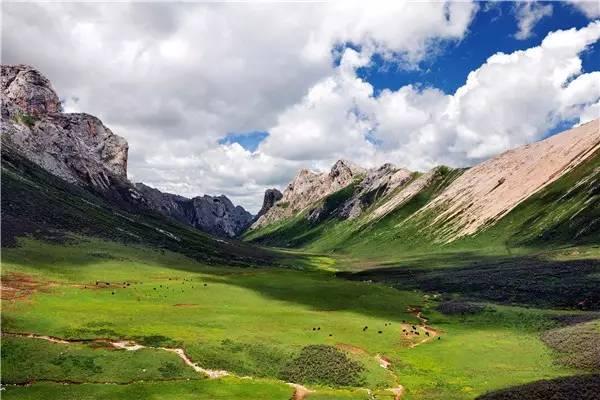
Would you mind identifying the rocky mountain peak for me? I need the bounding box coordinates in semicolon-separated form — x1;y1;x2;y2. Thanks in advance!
256;188;283;220
1;64;129;194
135;183;253;238
1;64;61;116
251;159;367;229
329;159;365;179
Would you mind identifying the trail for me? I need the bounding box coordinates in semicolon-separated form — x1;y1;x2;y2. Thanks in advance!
405;307;439;348
3;332;229;379
4;331;408;398
288;383;313;400
387;386;405;400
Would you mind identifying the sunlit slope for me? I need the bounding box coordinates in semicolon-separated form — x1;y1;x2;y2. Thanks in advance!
245;149;599;258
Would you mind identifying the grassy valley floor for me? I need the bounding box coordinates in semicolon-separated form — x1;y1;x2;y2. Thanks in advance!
1;238;598;399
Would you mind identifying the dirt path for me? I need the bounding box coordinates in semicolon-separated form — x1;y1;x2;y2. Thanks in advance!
405;307;439;348
3;332;229;379
388;386;405;400
288;383;313;400
5;331;408;398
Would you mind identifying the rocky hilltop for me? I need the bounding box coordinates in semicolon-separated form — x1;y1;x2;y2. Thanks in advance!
1;65;130;195
252;160;366;228
135;183;253;238
421;120;600;240
1;64;253;238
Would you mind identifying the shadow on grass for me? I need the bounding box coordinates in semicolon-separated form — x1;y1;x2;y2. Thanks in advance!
339;255;600;310
475;374;600;400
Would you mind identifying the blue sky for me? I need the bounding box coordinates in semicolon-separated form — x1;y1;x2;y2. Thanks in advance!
359;1;599;95
227;1;599;153
9;1;597;210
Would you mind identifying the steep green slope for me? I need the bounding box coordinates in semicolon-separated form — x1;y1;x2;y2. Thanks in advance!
1;144;279;267
245;151;599;259
243;166;464;252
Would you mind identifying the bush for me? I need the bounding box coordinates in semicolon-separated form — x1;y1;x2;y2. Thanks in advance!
280;345;364;387
158;362;181;378
437;301;486;315
541;321;600;370
14;112;37;128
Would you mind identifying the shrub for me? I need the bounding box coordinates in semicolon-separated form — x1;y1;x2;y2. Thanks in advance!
476;374;600;400
158;362;181;378
280;345;365;387
14;112;37;128
436;301;486;315
541;321;600;370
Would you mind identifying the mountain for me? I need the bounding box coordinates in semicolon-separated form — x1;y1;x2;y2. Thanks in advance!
252;160;366;228
1;65;143;207
245;120;600;255
1;64;252;239
134;183;253;238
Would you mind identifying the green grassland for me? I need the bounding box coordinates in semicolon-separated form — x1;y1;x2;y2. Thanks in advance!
2;238;593;399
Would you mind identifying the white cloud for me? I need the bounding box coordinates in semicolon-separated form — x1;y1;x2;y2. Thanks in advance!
3;2;598;213
255;21;600;175
514;1;553;40
568;0;600;18
2;1;477;211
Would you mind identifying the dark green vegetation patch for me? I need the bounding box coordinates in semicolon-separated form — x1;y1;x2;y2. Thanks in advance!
476;374;600;400
436;300;486;315
1;143;280;268
344;256;600;310
541;321;600;370
280;345;365;387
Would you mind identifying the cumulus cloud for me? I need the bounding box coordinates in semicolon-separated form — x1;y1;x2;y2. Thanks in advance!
257;21;600;173
2;1;476;211
2;2;598;213
568;0;600;18
514;1;553;40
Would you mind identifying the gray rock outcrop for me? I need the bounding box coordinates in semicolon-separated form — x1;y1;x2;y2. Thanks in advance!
1;65;130;194
251;159;366;228
255;188;283;221
135;183;254;238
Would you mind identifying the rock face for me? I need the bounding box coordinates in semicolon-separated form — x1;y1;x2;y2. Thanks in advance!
135;183;254;238
255;188;283;220
251;160;366;228
421;119;600;240
1;64;252;238
1;65;130;194
249;119;600;243
338;163;413;219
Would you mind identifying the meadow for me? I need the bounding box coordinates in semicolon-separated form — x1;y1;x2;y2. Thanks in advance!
2;238;594;399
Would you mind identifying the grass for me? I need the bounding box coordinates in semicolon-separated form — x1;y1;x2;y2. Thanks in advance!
2;238;591;399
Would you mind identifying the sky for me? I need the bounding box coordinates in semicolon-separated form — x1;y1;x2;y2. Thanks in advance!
2;1;600;212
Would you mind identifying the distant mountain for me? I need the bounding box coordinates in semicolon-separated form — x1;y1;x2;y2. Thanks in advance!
245;120;600;255
1;64;252;239
135;183;253;238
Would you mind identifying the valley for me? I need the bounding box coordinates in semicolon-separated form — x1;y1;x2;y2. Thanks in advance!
1;64;599;400
3;239;597;399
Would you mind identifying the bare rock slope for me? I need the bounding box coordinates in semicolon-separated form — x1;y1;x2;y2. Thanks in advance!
422;120;600;240
252;160;366;228
1;65;129;193
249;119;599;246
1;64;253;238
135;183;254;238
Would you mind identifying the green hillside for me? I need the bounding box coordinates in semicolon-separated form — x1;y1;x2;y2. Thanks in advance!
245;151;600;260
1;143;280;268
